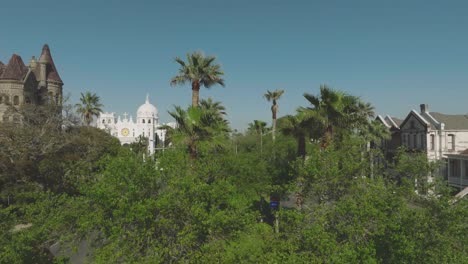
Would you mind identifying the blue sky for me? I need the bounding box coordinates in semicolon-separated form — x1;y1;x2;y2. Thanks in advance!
1;0;468;130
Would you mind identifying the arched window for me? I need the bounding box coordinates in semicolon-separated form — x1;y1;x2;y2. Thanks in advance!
142;119;145;124
102;119;105;124
148;119;151;124
25;97;31;104
13;96;19;105
4;96;9;104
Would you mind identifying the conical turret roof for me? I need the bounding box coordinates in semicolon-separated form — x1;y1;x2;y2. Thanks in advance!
39;44;63;83
0;61;4;77
0;54;28;80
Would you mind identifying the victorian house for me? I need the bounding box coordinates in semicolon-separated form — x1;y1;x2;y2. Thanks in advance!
378;104;468;189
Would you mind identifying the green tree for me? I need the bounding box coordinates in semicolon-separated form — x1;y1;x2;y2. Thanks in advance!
303;85;374;148
170;51;225;107
168;105;230;159
281;110;320;159
264;89;284;141
75;92;103;126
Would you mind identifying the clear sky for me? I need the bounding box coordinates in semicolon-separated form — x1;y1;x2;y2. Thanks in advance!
1;0;468;130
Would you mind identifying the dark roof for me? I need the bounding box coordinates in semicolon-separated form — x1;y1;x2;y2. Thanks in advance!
430;112;468;130
0;61;4;76
0;54;28;80
391;117;403;126
39;44;62;83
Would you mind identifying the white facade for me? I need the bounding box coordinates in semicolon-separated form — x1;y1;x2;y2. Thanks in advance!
397;104;468;188
96;95;175;154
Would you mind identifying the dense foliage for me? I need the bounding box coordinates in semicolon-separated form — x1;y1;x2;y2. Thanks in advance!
0;89;466;263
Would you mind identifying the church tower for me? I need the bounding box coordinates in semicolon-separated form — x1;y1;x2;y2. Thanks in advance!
137;94;159;154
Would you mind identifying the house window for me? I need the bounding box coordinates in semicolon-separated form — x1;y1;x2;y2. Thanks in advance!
430;135;435;150
464;160;468;179
4;96;9;103
448;134;455;151
25;97;31;104
410;121;415;129
450;159;460;177
13;96;19;105
148;119;151;124
102;119;105;124
420;134;424;149
413;134;417;149
142;119;145;124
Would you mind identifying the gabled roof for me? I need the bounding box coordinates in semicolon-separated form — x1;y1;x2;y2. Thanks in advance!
430;112;468;130
0;54;28;80
39;44;63;83
391;117;403;127
376;115;390;128
399;110;431;130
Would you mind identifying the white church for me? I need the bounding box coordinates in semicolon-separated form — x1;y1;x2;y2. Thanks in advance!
96;95;175;154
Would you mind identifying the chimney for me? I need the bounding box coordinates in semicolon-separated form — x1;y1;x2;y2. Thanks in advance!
29;56;37;69
420;104;429;114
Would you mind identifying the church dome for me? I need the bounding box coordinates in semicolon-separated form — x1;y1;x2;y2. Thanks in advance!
137;95;158;118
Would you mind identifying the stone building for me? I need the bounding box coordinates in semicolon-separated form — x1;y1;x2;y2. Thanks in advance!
0;44;63;122
96;95;175;154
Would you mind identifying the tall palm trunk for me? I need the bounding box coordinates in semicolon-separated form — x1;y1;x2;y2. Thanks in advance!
321;125;333;149
271;101;278;141
192;81;200;107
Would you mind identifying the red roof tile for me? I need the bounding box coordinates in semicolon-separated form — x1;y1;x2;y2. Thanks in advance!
0;54;28;80
39;44;62;83
0;61;4;76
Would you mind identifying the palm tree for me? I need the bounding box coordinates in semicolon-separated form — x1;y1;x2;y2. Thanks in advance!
248;120;268;136
303;84;374;148
200;97;227;120
247;120;269;153
359;120;391;179
168;105;230;159
75;92;103;126
170;51;225;107
281;110;320;158
264;89;284;141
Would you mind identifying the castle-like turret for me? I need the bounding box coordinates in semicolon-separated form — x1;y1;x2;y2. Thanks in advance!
38;44;63;104
0;45;64;122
